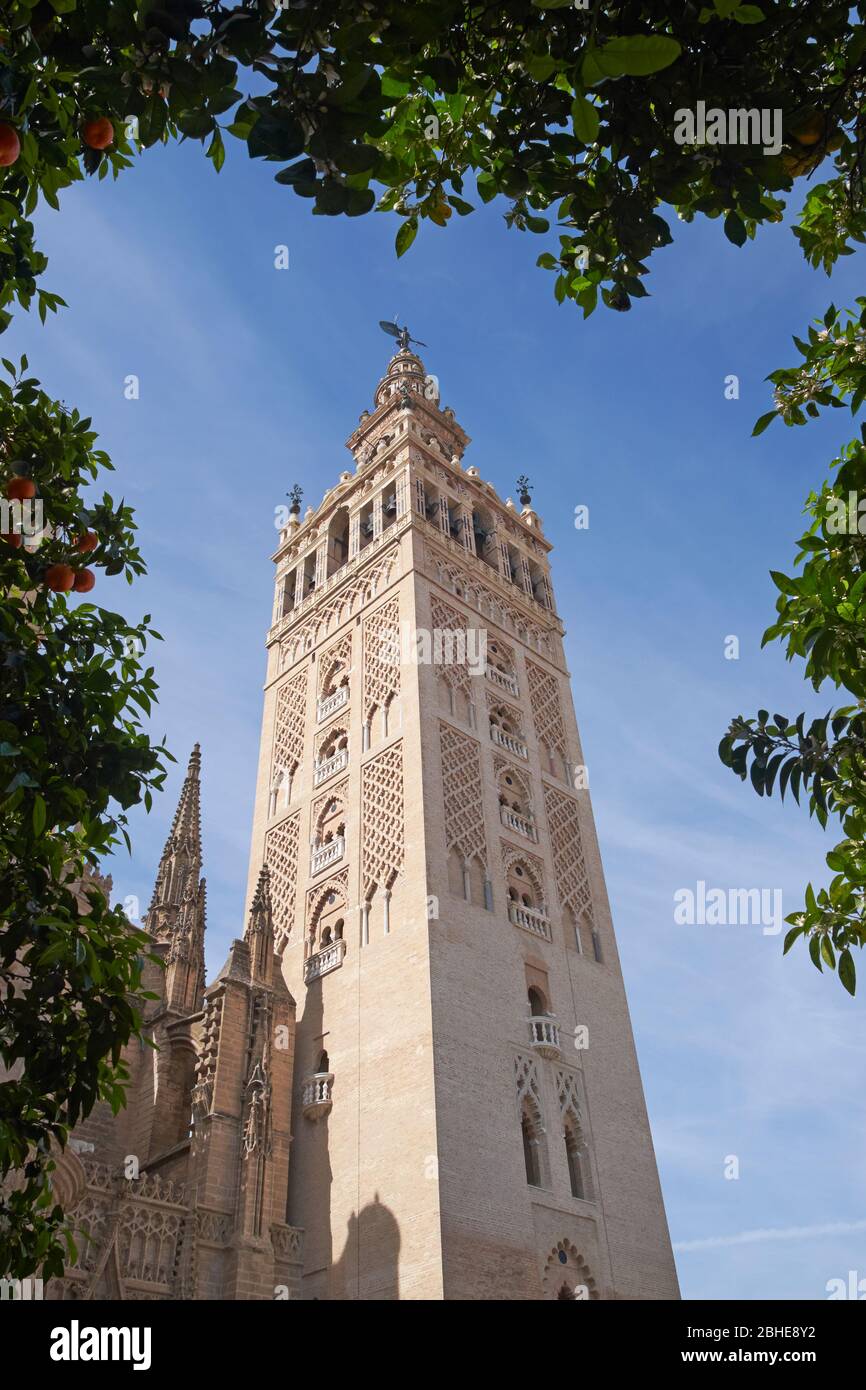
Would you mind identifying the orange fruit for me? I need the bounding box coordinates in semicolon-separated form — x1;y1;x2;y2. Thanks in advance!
75;531;98;554
0;123;20;168
82;117;114;151
791;114;826;147
73;568;96;593
44;563;75;592
7;477;36;501
1;530;22;549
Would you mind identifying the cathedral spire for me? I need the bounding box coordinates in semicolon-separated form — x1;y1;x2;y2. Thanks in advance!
245;863;275;985
145;743;204;944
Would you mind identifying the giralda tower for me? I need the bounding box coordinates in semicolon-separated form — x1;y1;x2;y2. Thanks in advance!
244;341;679;1301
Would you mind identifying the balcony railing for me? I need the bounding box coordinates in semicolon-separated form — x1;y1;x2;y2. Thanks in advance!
486;665;519;697
303;938;346;984
314;747;348;785
491;725;528;760
528;1016;561;1059
317;686;349;723
311;835;345;877
500;806;537;842
508;901;552;942
301;1072;334;1120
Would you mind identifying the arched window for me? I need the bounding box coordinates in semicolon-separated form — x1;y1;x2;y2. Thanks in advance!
522;1112;541;1188
527;986;547;1017
318;1050;330;1073
327;508;349;577
507;863;537;910
520;1098;547;1188
564;1119;592;1201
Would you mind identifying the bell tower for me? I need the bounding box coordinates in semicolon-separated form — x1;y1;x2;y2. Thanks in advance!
245;342;679;1301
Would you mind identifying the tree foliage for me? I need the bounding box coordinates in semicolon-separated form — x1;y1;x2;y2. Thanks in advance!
0;359;168;1276
1;0;865;1279
1;0;865;319
720;304;866;995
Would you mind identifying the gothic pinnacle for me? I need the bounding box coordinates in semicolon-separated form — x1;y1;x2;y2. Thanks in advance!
145;743;204;936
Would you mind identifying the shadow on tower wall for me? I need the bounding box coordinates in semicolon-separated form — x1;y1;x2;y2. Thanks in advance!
331;1194;401;1301
289;973;333;1288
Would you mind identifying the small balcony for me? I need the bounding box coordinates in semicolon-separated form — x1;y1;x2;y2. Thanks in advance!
509;901;552;942
491;725;528;760
314;747;348;786
500;806;537;842
301;1072;334;1120
528;1016;561;1060
311;835;345;877
486;665;519;698
304;938;346;984
317;686;349;723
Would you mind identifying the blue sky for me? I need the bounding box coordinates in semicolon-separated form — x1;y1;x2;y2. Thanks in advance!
10;135;866;1301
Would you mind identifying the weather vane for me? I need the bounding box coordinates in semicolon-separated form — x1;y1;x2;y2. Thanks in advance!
379;318;427;352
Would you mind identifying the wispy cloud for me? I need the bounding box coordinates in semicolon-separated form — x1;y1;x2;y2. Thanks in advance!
675;1220;866;1253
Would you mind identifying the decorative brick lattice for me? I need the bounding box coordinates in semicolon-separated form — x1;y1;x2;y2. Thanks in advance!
430;594;472;693
280;545;399;669
440;723;487;869
272;670;307;779
514;1053;543;1116
544;785;593;923
264;811;301;953
363;595;400;721
319;631;352;697
361;741;405;897
526;661;567;759
431;547;552;655
555;1068;583;1124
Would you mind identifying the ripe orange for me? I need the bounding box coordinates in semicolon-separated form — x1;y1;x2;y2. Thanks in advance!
6;477;36;501
0;123;20;168
1;530;22;549
73;568;96;593
75;531;98;554
792;114;826;147
44;563;75;592
82;117;114;151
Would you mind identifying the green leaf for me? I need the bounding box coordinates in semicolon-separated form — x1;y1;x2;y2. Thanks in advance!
593;35;682;79
752;410;778;436
724;212;747;246
783;924;805;954
526;55;559;81
838;948;856;996
571;97;600;144
247;113;304;163
33;794;47;837
274;158;316;187
395;218;418;258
